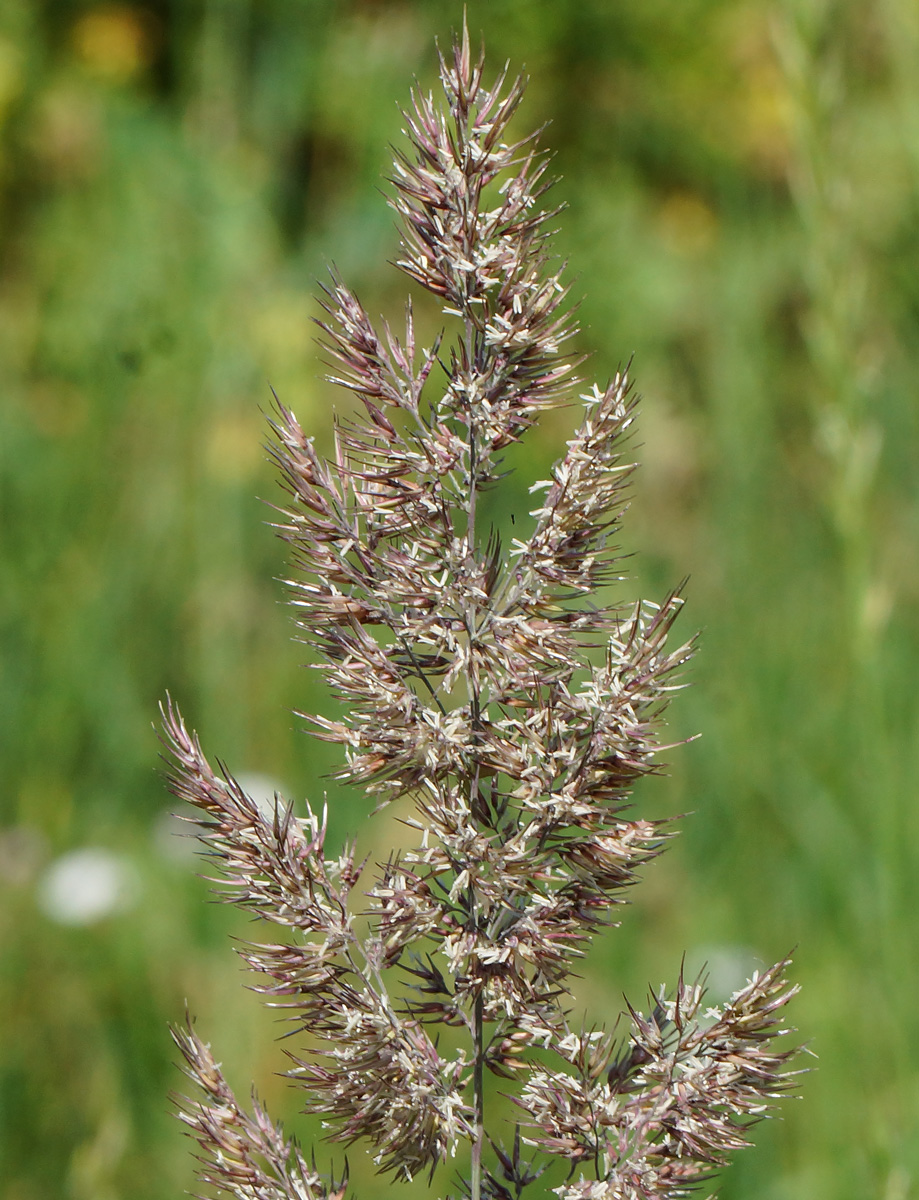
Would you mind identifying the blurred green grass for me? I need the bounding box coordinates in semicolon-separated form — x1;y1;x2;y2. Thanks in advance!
2;1;918;1197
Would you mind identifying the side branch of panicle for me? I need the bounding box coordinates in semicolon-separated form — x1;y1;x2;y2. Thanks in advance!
173;1023;349;1200
518;958;801;1198
509;375;640;604
290;1002;475;1180
162;699;473;1180
160;698;362;943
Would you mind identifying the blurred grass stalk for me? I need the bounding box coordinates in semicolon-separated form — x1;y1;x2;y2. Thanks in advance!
779;0;905;974
773;3;917;1190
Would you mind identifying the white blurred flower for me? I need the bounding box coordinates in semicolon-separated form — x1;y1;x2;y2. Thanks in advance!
37;847;139;925
687;944;762;1001
236;773;288;819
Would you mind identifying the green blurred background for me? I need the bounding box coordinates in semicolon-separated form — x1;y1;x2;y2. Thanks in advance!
2;0;918;1196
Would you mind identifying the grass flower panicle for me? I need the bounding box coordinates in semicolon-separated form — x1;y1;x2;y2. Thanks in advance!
164;22;800;1200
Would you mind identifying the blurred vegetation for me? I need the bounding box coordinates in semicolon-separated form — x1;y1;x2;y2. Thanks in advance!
2;1;918;1197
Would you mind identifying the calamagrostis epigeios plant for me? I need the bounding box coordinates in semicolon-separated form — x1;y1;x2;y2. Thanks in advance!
163;24;800;1200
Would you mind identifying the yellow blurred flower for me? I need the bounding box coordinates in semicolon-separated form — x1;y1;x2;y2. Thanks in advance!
718;5;795;178
738;60;796;178
72;5;156;84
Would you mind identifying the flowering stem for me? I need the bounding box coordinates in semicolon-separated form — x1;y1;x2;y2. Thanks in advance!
464;299;487;1200
471;988;485;1200
164;25;802;1200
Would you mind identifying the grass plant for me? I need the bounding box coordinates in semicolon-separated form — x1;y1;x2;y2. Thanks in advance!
163;27;800;1200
